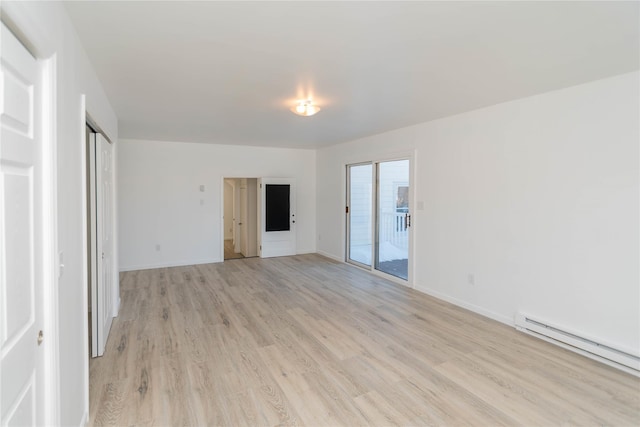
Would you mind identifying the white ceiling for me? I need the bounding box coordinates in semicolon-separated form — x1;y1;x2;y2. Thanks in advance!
64;1;639;149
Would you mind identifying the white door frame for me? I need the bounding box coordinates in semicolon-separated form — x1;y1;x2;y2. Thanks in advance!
41;47;60;427
233;180;241;253
239;179;248;256
88;131;98;357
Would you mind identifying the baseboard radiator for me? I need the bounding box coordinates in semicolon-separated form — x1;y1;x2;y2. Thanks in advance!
515;313;640;376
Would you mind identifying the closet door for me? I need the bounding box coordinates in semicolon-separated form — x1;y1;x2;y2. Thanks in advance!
95;133;114;356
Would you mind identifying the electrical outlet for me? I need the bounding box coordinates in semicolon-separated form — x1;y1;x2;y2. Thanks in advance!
468;274;475;285
199;185;205;192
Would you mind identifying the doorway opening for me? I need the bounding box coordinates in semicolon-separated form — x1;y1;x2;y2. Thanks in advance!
346;158;412;282
223;178;259;260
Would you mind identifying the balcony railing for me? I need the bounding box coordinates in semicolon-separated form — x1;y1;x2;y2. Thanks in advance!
379;211;408;248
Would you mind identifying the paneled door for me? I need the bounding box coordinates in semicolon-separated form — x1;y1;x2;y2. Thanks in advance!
0;22;47;425
95;133;114;356
258;178;296;258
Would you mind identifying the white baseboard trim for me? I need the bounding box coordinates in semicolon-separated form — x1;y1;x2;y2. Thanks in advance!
312;253;511;326
295;248;316;255
119;258;222;272
316;250;343;262
414;284;513;327
113;296;121;317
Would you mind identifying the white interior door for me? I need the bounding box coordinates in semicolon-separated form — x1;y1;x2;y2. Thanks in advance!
259;178;296;258
95;133;113;356
0;22;47;426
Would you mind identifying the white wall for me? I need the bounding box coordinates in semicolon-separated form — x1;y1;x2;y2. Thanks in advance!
118;139;316;270
1;1;119;425
317;71;639;355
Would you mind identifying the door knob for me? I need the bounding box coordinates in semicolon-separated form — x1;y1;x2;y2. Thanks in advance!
37;330;44;345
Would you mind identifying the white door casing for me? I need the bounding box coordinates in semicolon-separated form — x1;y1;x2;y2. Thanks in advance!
95;133;113;356
88;132;98;357
259;178;296;258
0;22;46;426
239;179;248;256
233;180;240;254
245;179;258;257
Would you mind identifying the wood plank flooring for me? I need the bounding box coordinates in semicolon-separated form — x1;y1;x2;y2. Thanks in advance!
223;239;244;260
89;254;640;426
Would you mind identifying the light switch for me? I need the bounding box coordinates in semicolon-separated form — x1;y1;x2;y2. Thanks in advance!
199;185;205;192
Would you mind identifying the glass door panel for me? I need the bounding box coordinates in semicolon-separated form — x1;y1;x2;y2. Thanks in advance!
375;160;409;279
347;163;373;266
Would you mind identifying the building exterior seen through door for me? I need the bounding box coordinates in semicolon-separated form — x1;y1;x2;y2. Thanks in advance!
347;159;411;281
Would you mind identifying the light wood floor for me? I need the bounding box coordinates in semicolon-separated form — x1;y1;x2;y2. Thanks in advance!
90;254;640;426
224;239;244;260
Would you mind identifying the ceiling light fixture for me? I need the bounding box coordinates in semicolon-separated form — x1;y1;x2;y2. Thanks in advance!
290;100;321;117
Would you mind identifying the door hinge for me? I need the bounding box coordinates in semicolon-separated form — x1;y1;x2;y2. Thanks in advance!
346;206;349;214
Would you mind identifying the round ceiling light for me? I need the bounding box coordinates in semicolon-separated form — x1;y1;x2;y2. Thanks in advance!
290;100;321;117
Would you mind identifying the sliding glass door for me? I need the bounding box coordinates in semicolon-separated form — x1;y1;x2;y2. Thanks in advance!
347;158;411;281
347;163;373;267
375;160;410;279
